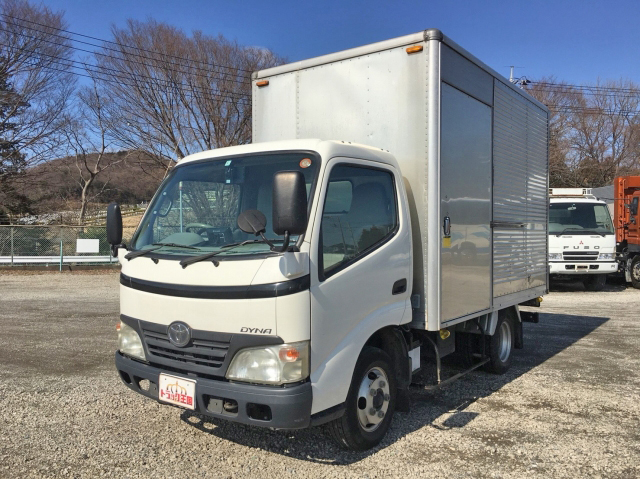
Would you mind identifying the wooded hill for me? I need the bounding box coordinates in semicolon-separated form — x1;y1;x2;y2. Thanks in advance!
15;150;166;215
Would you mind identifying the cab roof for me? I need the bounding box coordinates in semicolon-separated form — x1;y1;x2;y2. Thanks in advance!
177;139;399;169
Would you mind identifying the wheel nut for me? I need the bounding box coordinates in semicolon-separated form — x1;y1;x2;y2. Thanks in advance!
379;380;386;388
369;408;376;416
377;411;385;418
370;389;376;397
384;393;390;401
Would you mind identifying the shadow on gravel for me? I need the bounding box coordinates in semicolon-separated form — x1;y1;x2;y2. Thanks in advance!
550;278;628;292
180;311;609;465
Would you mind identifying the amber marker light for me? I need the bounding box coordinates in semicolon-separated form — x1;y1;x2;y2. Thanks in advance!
256;80;269;87
279;346;300;362
406;45;423;54
115;321;121;332
299;158;312;168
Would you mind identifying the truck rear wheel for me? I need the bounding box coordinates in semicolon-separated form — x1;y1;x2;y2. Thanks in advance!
631;256;640;289
583;274;607;291
327;347;396;451
485;313;514;374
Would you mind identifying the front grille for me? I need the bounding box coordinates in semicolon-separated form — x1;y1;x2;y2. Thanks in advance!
140;321;232;377
562;251;599;262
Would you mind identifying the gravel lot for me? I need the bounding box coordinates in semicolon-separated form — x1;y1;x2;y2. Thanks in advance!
1;272;639;478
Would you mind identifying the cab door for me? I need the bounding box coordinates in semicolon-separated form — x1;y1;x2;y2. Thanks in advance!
308;157;412;414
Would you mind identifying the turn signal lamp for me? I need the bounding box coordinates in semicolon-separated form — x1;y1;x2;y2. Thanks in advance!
279;346;300;362
406;45;423;54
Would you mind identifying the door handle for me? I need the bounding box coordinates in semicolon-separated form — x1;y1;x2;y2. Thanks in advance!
392;278;407;295
443;216;451;237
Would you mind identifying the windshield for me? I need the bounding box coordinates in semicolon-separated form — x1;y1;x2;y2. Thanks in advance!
549;202;614;235
130;152;319;256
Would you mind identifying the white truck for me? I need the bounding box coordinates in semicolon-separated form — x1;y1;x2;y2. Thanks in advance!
549;188;616;291
107;29;549;450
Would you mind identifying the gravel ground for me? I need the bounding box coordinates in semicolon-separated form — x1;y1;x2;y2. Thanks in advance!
0;272;639;478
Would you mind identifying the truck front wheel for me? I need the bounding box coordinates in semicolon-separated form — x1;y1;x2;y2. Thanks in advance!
583;274;607;291
631;256;640;289
327;347;396;450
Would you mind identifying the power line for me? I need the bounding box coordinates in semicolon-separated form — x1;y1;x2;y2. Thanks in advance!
0;17;253;86
0;13;255;76
532;81;640;94
0;36;253;103
14;55;253;108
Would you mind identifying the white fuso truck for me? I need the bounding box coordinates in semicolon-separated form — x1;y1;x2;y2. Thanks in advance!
107;30;549;450
549;188;616;291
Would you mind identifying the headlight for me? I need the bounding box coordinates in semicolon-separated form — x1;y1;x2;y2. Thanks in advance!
117;321;146;361
548;253;562;260
599;253;615;260
226;341;309;385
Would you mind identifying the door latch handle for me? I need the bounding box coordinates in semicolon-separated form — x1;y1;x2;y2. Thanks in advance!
443;216;451;237
392;279;407;295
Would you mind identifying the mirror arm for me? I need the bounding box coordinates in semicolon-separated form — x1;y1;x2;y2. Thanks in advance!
258;232;276;250
278;232;290;253
110;243;127;258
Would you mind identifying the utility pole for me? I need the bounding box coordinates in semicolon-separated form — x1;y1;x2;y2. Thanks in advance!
508;65;529;89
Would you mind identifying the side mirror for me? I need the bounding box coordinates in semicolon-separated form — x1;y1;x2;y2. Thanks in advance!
273;171;308;237
107;202;123;256
238;210;267;235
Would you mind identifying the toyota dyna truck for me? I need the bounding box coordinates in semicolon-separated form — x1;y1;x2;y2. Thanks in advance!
107;29;549;450
548;188;616;291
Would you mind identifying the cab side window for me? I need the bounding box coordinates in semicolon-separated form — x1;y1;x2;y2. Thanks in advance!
320;165;397;279
631;197;638;216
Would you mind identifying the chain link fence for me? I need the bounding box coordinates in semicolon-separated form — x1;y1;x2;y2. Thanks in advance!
0;225;121;266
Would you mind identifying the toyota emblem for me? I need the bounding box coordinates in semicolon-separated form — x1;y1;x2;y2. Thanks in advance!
167;322;191;348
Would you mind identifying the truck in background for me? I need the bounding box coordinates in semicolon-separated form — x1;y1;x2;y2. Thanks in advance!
548;188;617;291
614;176;640;288
107;29;549;450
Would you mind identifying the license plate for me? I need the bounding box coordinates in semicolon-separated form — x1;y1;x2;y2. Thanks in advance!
158;374;196;410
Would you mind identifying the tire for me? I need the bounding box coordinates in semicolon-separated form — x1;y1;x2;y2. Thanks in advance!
327;347;396;451
631;256;640;289
485;313;514;375
583;274;607;292
454;332;477;368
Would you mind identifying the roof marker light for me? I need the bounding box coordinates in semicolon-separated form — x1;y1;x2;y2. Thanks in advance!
256;80;269;87
406;45;423;54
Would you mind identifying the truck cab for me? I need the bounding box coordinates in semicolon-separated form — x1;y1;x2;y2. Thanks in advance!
548;188;616;290
113;140;413;444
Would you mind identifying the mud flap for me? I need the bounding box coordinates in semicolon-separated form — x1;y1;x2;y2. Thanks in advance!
514;318;524;349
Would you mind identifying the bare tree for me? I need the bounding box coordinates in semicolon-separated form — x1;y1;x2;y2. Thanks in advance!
568;80;640;186
526;77;580;187
64;78;124;223
527;78;640;188
93;19;283;177
0;0;75;214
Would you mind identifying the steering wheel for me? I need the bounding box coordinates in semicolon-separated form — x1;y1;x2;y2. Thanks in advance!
185;223;215;234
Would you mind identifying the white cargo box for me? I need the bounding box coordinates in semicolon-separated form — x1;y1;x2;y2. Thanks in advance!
253;30;549;330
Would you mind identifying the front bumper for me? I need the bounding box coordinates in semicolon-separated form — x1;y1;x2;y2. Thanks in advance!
549;261;618;274
115;352;312;429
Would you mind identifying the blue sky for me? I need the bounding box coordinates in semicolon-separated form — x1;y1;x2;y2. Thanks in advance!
43;0;640;85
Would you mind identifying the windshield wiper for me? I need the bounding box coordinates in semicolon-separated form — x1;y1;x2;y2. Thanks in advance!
555;228;606;237
124;242;201;260
180;239;270;268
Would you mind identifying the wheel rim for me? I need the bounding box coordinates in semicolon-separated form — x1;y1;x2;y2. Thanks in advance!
498;320;512;363
356;366;391;432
